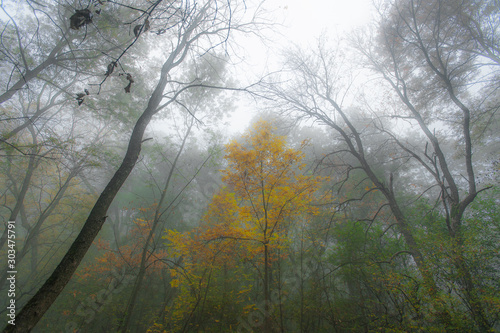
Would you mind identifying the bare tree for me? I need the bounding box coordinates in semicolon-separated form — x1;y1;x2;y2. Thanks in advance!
267;0;498;329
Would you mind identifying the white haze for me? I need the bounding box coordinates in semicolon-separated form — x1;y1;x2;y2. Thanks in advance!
226;0;374;135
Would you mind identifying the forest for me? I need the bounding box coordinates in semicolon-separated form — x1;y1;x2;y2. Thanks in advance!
0;0;498;332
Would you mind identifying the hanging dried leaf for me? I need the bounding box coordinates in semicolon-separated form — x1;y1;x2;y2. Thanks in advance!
133;25;142;37
70;9;93;30
124;73;134;93
133;19;150;38
105;61;117;76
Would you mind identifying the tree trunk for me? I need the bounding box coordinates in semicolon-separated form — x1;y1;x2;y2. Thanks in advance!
0;165;81;290
263;241;271;333
1;9;207;328
0;150;38;251
2;67;169;333
118;120;195;332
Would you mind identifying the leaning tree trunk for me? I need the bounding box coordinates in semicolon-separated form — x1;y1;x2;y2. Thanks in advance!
2;49;175;332
2;1;244;330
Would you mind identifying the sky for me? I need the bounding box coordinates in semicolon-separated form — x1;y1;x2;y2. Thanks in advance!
224;0;375;135
278;0;373;41
149;0;376;139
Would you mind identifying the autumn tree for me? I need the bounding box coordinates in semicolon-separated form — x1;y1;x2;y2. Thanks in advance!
37;121;225;332
166;119;327;332
0;0;152;270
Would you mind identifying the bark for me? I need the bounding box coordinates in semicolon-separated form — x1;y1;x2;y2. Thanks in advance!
260;173;272;333
263;242;271;333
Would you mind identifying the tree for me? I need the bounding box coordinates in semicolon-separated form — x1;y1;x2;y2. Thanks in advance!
0;90;112;302
2;0;260;331
267;0;499;329
0;0;151;105
357;0;498;329
118;113;217;333
166;119;327;332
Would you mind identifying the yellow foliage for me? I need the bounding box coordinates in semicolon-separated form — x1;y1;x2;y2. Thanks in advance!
162;119;331;328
